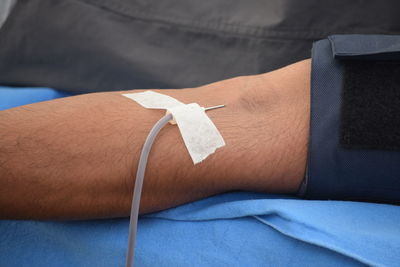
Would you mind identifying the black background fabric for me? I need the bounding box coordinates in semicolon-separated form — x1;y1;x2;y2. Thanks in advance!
1;0;400;93
341;60;400;151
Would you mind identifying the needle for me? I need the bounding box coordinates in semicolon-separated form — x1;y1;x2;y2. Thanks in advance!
205;104;226;111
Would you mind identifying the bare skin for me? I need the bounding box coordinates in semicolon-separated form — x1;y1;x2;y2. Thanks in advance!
0;59;310;220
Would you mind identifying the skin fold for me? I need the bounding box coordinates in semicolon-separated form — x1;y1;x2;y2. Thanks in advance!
0;59;310;220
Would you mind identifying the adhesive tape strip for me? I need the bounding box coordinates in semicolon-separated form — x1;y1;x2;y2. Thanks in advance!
123;90;184;109
167;103;225;164
123;91;225;164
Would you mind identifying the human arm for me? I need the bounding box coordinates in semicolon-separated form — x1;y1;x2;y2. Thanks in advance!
0;59;311;220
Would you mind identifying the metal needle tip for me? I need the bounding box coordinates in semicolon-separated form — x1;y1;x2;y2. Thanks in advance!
205;104;226;111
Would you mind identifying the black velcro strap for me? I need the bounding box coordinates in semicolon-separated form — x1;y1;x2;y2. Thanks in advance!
340;60;400;150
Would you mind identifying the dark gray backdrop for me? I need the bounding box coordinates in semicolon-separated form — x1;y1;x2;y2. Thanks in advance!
0;0;399;93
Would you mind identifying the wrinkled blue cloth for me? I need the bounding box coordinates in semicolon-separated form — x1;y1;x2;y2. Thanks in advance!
1;87;399;267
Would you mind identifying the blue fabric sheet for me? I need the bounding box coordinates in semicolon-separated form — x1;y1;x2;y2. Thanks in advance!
0;86;71;110
1;86;399;267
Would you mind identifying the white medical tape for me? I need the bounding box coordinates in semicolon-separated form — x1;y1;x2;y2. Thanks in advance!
123;91;225;164
123;90;184;109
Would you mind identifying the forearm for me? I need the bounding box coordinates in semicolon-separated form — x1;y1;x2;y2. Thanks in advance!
0;91;220;219
0;60;310;220
0;90;240;219
1;93;138;219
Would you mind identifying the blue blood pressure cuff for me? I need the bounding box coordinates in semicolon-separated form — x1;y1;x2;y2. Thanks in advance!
300;34;400;203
